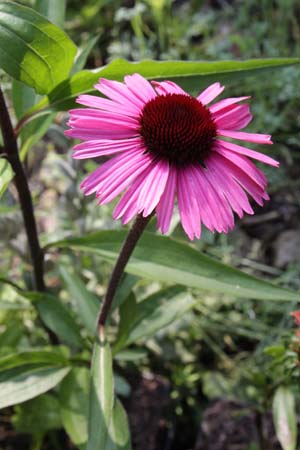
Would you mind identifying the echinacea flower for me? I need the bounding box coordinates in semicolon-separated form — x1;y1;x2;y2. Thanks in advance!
65;74;278;240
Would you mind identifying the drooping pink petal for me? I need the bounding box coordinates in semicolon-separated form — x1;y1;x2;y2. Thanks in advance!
113;170;150;224
215;139;279;167
152;80;188;96
124;73;157;104
190;166;234;233
177;168;201;240
80;148;145;195
214;143;267;187
209;96;250;114
76;95;140;118
217;129;273;145
72;137;145;159
137;160;169;216
156;167;177;234
214;104;252;130
197;82;225;105
214;154;268;206
205;154;254;217
97;154;152;205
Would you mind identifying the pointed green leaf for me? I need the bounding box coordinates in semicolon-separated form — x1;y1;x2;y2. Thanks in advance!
273;386;297;450
20;291;84;348
47;231;299;301
0;1;76;94
106;399;132;450
87;334;114;450
59;367;89;447
59;266;99;336
28;57;300;113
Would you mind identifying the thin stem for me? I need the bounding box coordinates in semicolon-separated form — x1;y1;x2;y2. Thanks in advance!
0;86;45;291
98;213;152;332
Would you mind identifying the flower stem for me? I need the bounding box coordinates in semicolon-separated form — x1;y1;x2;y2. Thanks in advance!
98;213;152;333
0;86;45;291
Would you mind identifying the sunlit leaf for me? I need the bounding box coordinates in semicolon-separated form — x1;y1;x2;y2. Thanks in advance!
0;1;76;94
48;231;299;301
28;57;300;113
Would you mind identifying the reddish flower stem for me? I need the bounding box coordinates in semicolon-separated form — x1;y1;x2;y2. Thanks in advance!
98;213;152;334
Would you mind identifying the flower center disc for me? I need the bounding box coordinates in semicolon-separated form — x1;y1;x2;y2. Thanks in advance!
140;93;217;167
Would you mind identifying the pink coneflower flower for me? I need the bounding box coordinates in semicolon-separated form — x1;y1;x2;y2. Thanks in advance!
65;74;278;240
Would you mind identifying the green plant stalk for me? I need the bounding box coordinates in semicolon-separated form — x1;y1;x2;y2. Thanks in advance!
98;213;152;333
0;86;45;291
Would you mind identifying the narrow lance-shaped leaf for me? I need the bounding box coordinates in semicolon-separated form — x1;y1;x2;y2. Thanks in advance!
47;230;299;302
273;386;297;450
87;333;114;450
0;349;70;408
27;57;300;114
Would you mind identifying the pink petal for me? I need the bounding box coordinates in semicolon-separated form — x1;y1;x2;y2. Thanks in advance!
216;139;279;167
205;154;254;217
214;154;268;206
214;143;267;188
217;129;273;144
156;167;177;234
67;117;138;132
214;104;252;130
152;80;188;96
124;73;157;104
65;127;137;141
97;154;152;205
177;168;201;240
80;148;144;195
72;137;144;159
69;108;139;125
209;96;250;114
137;160;170;216
190;166;234;233
113;171;149;223
197;82;225;105
95;79;143;114
76;95;139;118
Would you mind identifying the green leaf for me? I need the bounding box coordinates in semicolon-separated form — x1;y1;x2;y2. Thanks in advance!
114;287;194;352
59;367;89;447
71;34;100;75
0;349;70;409
0;158;14;198
0;366;70;409
112;274;139;310
20;291;83;347
87;334;114;450
48;230;299;301
12;394;62;434
273;386;297;450
59;266;99;336
35;0;66;28
28;57;300;113
0;1;76;94
0;349;69;371
128;288;194;345
0;360;70;409
106;399;132;450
